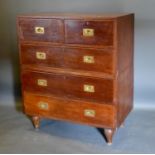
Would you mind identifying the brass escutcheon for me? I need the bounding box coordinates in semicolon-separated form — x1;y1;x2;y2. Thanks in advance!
83;28;94;37
38;102;49;110
36;52;46;60
84;109;96;117
37;79;47;87
35;27;45;34
83;84;95;93
83;55;95;64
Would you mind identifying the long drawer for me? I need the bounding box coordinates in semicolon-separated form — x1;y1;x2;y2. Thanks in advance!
24;92;116;128
20;44;114;74
22;71;114;104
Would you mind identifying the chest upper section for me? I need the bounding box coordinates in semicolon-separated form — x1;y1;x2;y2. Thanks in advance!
18;17;115;47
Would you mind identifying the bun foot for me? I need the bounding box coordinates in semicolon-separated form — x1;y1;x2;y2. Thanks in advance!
32;116;40;129
104;128;115;145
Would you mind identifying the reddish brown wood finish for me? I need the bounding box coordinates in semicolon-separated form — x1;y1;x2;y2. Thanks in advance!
22;65;114;79
116;14;134;127
20;44;114;74
65;20;114;46
21;70;114;103
18;13;134;19
63;47;114;74
17;13;134;145
24;92;116;128
18;18;64;43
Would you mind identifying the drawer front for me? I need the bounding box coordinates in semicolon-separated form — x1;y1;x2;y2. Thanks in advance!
22;71;114;103
63;47;113;74
18;18;64;42
65;20;114;46
20;44;64;68
24;92;116;128
20;44;114;74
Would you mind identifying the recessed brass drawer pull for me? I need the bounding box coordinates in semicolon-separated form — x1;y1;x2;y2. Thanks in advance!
83;28;94;37
84;109;96;117
35;27;45;34
38;102;49;110
36;52;46;60
83;55;95;64
83;84;95;93
37;79;47;87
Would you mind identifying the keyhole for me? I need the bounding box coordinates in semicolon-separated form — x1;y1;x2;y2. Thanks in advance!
37;28;41;32
87;30;90;34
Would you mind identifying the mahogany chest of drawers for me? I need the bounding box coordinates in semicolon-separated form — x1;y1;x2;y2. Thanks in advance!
17;13;134;145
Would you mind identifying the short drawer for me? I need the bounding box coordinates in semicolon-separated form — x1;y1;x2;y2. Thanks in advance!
20;44;114;74
24;92;116;128
65;20;114;46
22;71;114;103
18;18;64;42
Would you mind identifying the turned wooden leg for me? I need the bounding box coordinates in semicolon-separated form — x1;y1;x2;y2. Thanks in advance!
104;128;115;145
32;116;40;129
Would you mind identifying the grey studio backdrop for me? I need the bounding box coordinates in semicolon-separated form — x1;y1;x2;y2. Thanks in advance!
0;0;155;110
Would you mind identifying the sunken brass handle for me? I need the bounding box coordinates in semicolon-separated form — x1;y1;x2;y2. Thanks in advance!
35;27;45;34
84;84;95;93
83;56;95;64
83;28;94;37
38;102;49;110
36;52;46;60
84;109;96;117
37;79;47;87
